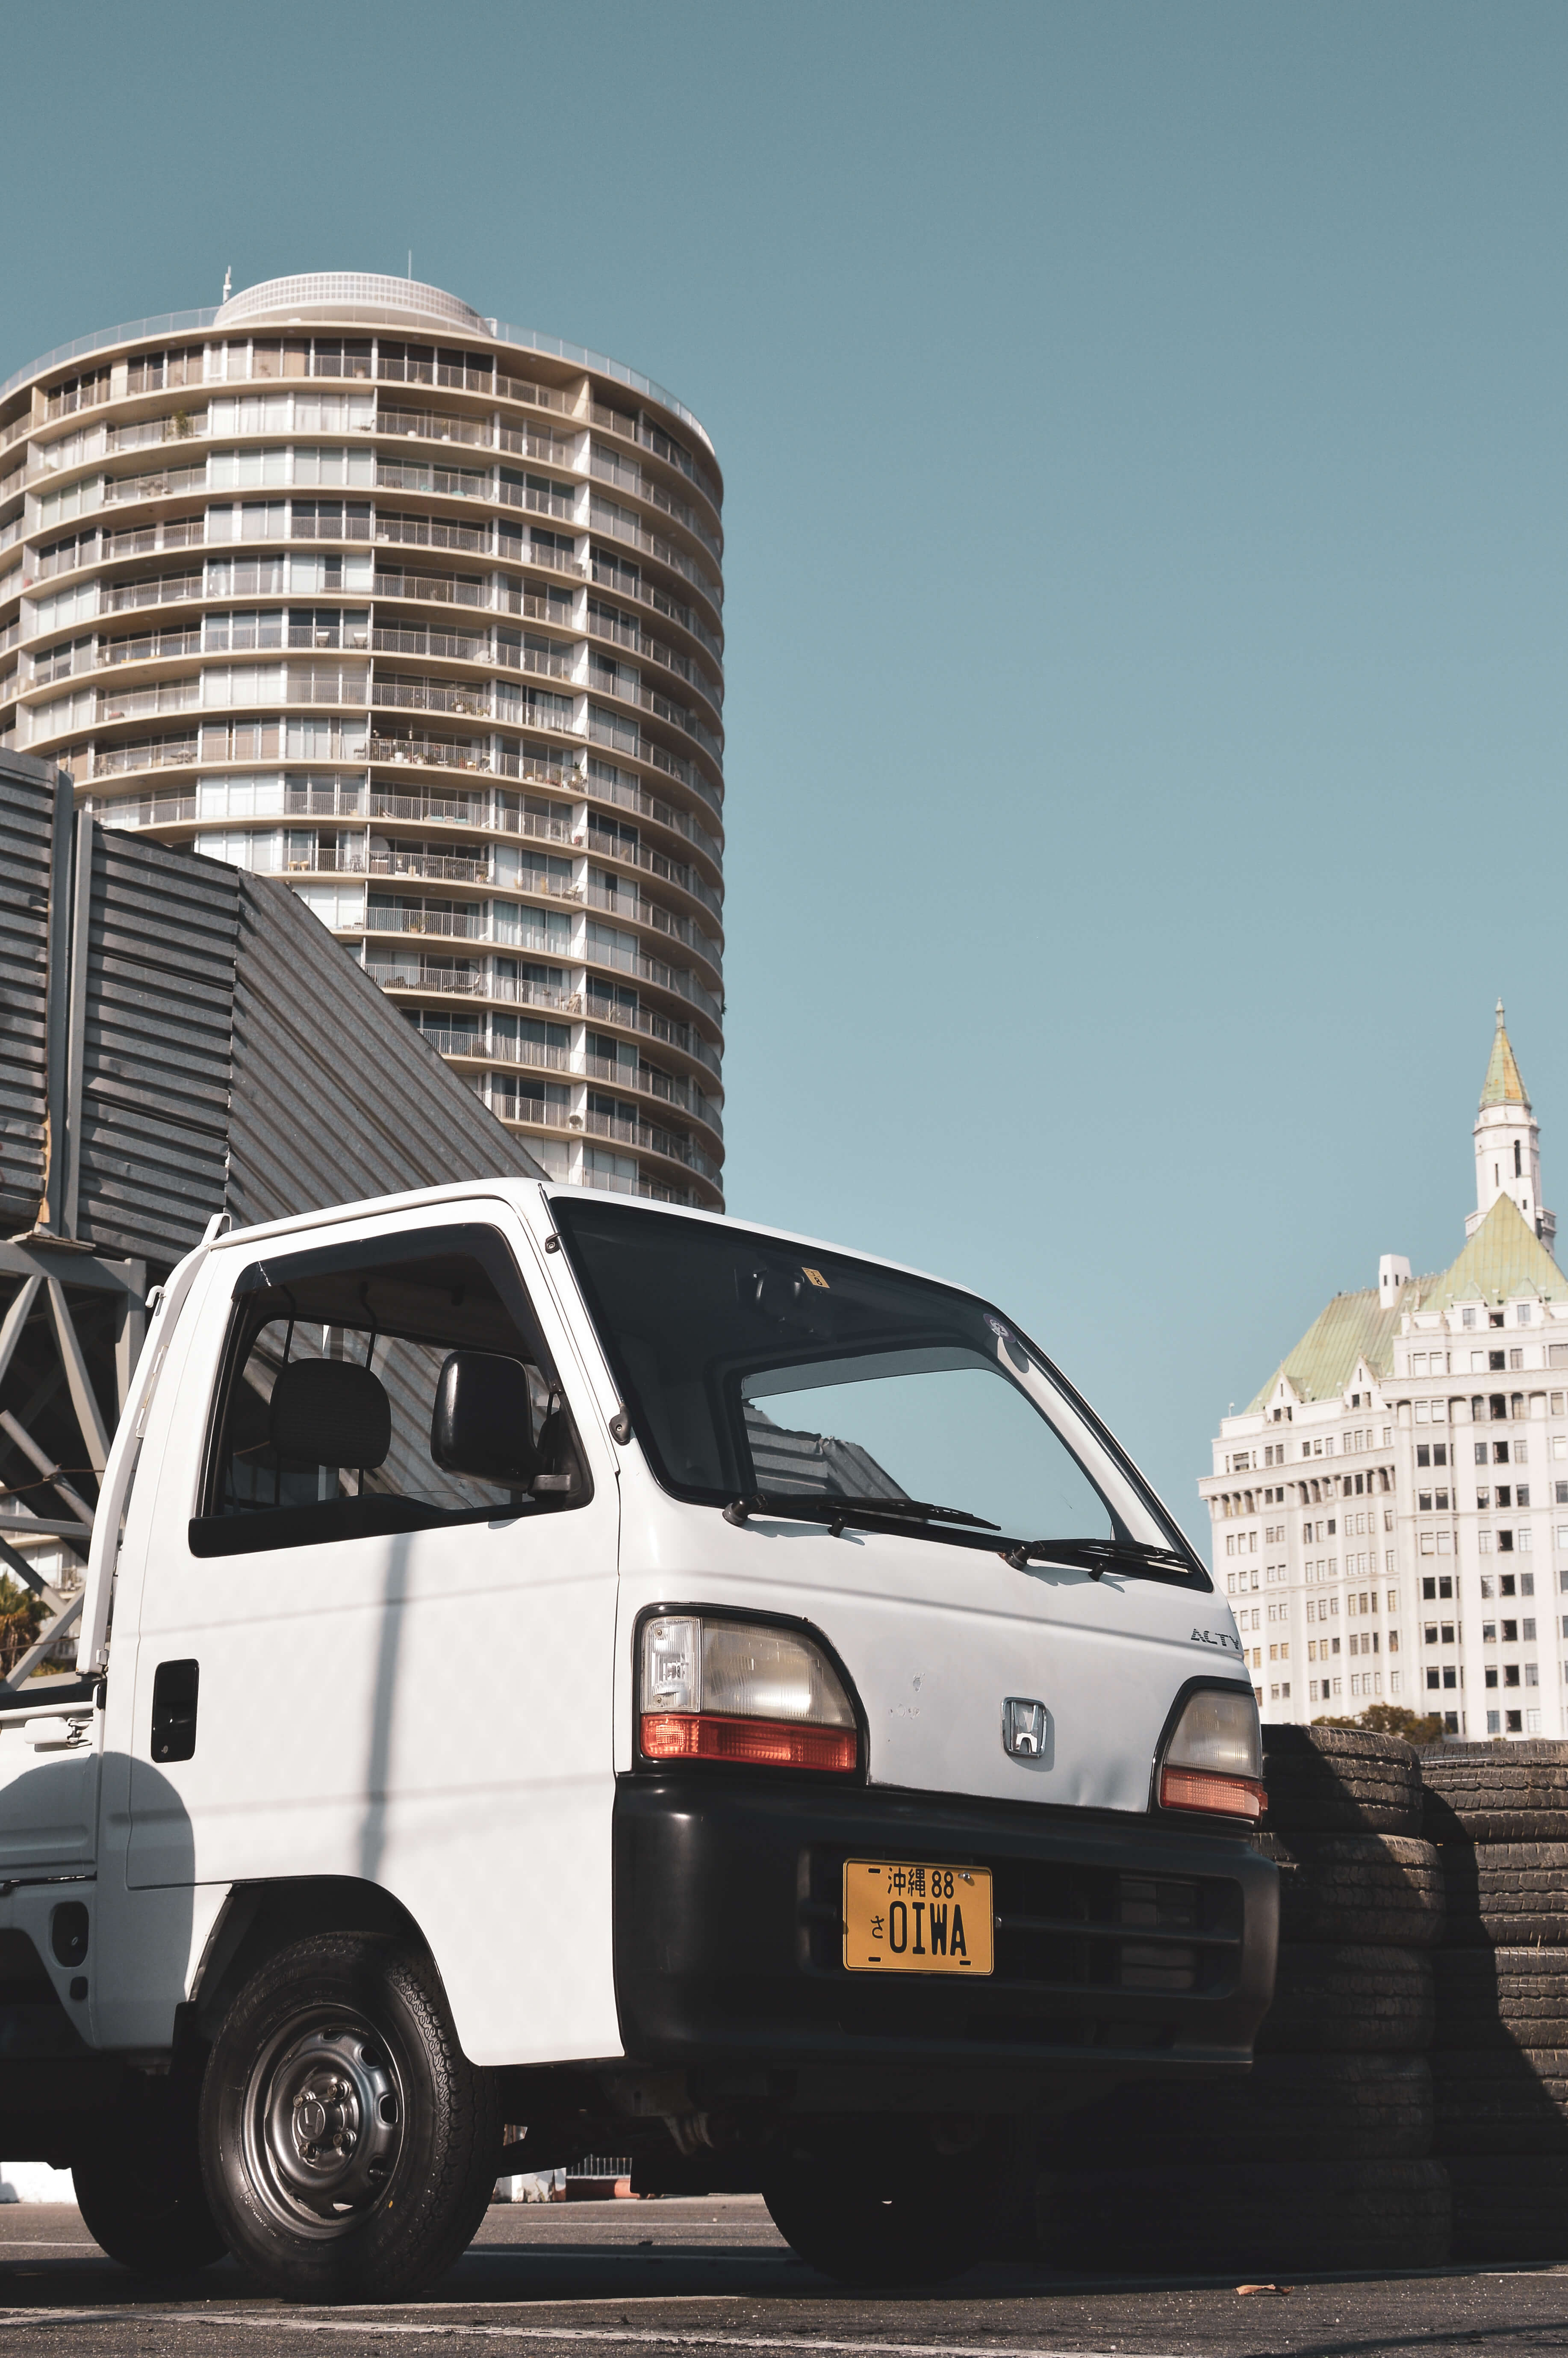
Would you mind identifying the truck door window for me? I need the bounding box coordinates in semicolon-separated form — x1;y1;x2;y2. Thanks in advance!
192;1223;588;1558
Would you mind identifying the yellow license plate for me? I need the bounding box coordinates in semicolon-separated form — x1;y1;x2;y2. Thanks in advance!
843;1859;994;1975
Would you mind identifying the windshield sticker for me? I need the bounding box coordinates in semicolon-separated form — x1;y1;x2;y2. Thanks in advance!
984;1315;1009;1338
801;1267;830;1289
1191;1627;1245;1654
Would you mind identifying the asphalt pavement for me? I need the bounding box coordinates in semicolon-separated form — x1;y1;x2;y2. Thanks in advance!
2;2195;1568;2358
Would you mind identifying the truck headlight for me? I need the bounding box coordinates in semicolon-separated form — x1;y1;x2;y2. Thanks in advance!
639;1614;858;1772
1158;1686;1266;1820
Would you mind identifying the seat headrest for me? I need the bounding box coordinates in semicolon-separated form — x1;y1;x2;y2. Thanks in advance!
270;1359;391;1469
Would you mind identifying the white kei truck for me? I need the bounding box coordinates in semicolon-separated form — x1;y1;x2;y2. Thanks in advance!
0;1181;1277;2296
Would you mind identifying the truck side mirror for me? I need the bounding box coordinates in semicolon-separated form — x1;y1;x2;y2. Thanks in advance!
430;1351;540;1488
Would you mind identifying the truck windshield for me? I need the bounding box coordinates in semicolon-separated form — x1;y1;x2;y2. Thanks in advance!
551;1200;1200;1581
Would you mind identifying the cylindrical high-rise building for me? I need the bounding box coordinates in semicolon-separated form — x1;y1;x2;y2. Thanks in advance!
0;274;725;1206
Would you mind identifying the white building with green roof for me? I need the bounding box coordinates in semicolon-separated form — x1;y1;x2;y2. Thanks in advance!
1202;1004;1568;1741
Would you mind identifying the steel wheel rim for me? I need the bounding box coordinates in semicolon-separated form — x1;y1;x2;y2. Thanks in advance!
241;2007;406;2239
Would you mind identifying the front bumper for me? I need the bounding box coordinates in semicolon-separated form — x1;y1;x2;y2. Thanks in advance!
612;1774;1278;2103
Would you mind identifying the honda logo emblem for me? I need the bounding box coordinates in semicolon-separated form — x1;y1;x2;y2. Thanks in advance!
1002;1697;1049;1760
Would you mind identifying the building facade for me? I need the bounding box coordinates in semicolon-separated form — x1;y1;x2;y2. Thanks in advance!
0;273;725;1206
1202;1004;1568;1740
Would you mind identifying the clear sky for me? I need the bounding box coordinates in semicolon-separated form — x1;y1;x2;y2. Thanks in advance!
4;2;1566;1548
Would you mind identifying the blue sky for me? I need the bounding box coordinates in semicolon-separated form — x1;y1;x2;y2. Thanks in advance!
5;2;1566;1547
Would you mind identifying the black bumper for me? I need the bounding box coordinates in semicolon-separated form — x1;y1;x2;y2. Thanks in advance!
612;1774;1278;2104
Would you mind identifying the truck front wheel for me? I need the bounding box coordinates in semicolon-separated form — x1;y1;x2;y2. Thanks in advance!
73;2074;228;2277
199;1931;499;2302
762;2118;1020;2287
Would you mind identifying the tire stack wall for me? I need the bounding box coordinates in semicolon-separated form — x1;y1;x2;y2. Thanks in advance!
1035;1728;1449;2275
1423;1742;1568;2262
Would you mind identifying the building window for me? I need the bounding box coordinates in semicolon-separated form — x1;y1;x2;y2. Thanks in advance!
1487;1710;1501;1733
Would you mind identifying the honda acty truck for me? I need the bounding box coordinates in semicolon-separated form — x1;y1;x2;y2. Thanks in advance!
0;1182;1275;2296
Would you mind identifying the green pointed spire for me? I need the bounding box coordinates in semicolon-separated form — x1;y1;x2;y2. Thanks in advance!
1480;999;1530;1111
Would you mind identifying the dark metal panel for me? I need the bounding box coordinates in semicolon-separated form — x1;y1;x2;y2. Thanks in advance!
71;828;240;1262
224;870;545;1232
0;754;60;1234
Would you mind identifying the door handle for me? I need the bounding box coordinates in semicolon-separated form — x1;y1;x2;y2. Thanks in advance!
150;1659;199;1763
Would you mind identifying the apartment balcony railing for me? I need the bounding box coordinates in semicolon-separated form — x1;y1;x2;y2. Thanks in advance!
371;625;488;663
373;676;493;720
42;374;111;423
584;933;722;1026
364;904;487;941
367;961;581;1016
586;607;722;714
376;460;488;500
581;1107;719;1181
95;676;201;722
374;569;486;607
0;619;19;658
498;584;569;622
106;412;206;457
369;732;491;772
421;1029;572;1074
376;513;490;555
589;402;722;518
506;539;583;577
89;734;198;779
1;413;32;453
587;555;722;669
584;882;719;971
497;480;576;524
578;1055;723;1137
102;571;204;614
103;463;206;505
572;1167;700;1206
588;501;720;611
507;643;574;681
368;849;489;884
588;450;721;567
378;408;490;449
367;732;574;787
583;767;721;869
360;955;719;1076
496;423;576;466
495;371;575;417
583;826;722;923
100;627;203;667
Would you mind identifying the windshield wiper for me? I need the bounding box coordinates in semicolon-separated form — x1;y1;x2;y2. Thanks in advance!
1002;1536;1193;1581
724;1491;999;1537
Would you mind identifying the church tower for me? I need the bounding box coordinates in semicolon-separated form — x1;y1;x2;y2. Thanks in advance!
1466;1000;1556;1250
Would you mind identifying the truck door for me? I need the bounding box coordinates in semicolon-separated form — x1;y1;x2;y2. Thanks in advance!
124;1206;621;2067
0;1689;98;1874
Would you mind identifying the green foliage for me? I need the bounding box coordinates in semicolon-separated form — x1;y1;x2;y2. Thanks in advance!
1313;1701;1447;1746
0;1573;45;1676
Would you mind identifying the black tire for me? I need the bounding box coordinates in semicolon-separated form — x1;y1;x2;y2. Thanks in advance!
762;2118;1021;2287
1258;1832;1444;1947
1435;1947;1568;2047
1258;1942;1435;2053
1422;1741;1568;1844
1032;2157;1450;2274
1263;1725;1422;1836
1448;2155;1568;2261
1070;2052;1432;2164
72;2072;228;2278
1432;2048;1568;2154
199;1931;499;2302
1441;1842;1568;1947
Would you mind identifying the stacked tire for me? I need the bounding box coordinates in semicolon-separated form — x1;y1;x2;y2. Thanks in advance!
1035;1727;1449;2275
1424;1741;1568;2262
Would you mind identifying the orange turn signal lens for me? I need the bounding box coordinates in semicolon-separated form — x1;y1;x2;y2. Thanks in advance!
1160;1764;1267;1820
640;1711;858;1773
